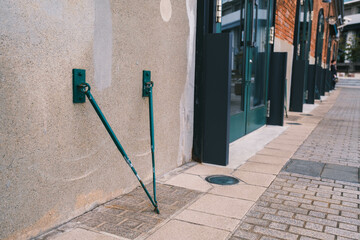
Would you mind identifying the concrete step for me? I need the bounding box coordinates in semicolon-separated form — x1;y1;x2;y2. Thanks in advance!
337;78;360;87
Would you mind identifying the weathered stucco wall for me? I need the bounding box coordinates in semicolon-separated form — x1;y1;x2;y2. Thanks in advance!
0;0;196;239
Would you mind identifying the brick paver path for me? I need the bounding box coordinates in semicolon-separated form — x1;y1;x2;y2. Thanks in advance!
230;88;360;240
34;184;201;240
293;88;360;168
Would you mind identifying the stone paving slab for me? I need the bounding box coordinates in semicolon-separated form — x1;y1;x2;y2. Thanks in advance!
238;162;284;175
183;164;234;176
209;183;267;201
164;173;213;192
247;155;289;165
321;167;359;183
283;159;325;178
174;209;240;232
188;194;254;219
145;220;230;240
284;159;360;183
232;170;276;187
48;228;121;240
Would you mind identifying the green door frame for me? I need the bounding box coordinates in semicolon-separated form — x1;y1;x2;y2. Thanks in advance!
227;0;274;142
314;9;325;100
301;0;313;101
290;0;313;111
325;32;332;92
192;0;274;163
246;0;273;135
222;0;248;141
298;0;313;62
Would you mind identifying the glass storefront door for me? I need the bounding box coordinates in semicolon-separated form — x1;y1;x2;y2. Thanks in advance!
221;0;271;142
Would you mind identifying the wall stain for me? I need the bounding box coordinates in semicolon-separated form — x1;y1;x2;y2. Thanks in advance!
75;190;105;209
4;208;59;240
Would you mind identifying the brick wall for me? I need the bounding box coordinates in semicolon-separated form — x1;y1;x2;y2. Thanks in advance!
275;0;338;65
310;0;337;64
274;0;297;44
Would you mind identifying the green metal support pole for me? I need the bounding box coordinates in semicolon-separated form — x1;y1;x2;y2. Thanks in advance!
142;70;157;206
78;83;159;214
147;84;157;205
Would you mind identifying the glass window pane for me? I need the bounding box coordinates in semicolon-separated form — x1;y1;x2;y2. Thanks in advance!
250;0;268;109
222;0;245;115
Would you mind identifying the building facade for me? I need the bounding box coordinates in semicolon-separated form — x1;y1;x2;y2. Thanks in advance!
0;1;197;239
193;0;343;164
0;0;343;239
338;0;360;72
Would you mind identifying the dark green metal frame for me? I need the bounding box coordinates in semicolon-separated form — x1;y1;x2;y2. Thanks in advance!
290;0;313;111
73;69;86;103
246;0;273;135
314;9;325;100
142;70;157;207
193;0;274;162
192;0;217;162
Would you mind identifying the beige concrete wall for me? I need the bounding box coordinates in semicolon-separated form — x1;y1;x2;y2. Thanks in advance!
0;0;197;239
309;56;315;65
273;37;294;108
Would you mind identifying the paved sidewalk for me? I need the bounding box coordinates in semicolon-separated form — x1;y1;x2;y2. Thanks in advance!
34;88;360;240
229;87;360;240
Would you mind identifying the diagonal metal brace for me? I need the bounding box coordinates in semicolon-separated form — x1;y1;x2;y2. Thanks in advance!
76;82;159;214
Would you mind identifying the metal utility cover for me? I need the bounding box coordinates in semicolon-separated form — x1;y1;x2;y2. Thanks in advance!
205;175;239;185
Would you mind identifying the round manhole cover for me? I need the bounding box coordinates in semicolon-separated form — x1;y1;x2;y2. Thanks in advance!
205;175;240;185
287;122;302;125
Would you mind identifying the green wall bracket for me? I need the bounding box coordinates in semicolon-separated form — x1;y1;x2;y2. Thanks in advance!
73;69;86;103
142;70;151;98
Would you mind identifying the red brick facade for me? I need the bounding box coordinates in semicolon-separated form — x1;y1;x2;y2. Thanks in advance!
275;0;339;64
274;0;297;44
310;0;337;62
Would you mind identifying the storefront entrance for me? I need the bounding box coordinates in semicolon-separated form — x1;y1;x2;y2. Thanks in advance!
192;0;273;165
290;0;313;111
221;0;272;142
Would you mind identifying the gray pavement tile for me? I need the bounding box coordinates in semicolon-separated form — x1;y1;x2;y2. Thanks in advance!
321;168;359;183
283;159;324;177
324;164;359;173
282;160;360;184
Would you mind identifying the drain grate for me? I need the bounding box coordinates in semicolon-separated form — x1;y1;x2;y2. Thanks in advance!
205;175;240;185
300;114;313;116
287;122;302;125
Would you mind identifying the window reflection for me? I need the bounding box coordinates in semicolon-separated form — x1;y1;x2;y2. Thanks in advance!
221;0;269;112
222;0;245;115
250;0;268;109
